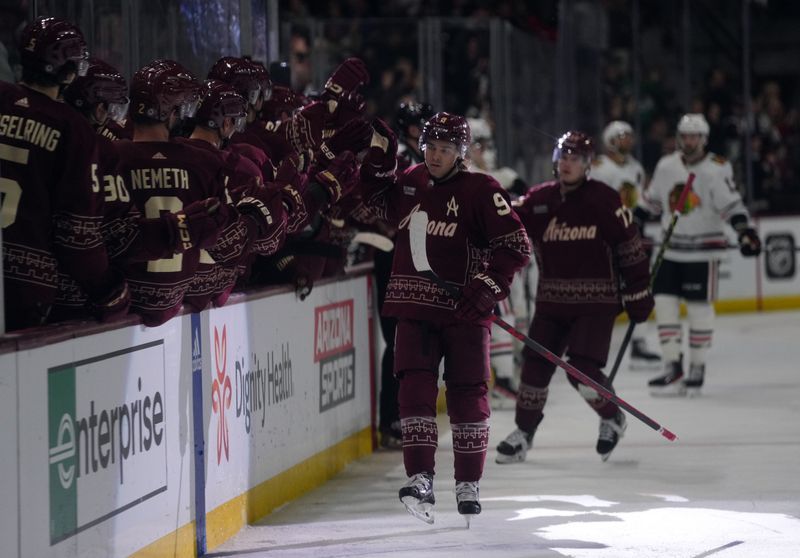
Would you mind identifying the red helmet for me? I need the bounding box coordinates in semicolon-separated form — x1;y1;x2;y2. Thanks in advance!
261;85;304;121
552;130;594;163
207;56;262;106
19;17;89;77
195;79;247;131
419;112;471;158
130;59;200;122
248;59;273;102
63;57;129;118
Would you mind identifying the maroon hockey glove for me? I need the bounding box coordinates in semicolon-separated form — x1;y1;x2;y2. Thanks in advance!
236;186;281;237
454;273;507;322
623;288;654;323
286;101;327;153
318;118;373;161
86;271;131;323
737;227;761;257
313;151;359;204
273;153;306;190
164;197;227;252
361;118;398;180
324;57;369;99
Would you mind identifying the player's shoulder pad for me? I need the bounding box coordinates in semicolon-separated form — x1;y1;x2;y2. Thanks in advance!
710;153;727;165
591;157;603;167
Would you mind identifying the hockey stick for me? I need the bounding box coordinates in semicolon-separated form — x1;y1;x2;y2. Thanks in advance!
408;210;678;442
607;173;695;386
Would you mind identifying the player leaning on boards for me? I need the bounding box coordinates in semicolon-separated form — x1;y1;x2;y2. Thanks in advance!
635;113;761;396
495;131;654;464
361;112;531;526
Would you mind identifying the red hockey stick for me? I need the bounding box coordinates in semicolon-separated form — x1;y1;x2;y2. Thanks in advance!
408;210;678;442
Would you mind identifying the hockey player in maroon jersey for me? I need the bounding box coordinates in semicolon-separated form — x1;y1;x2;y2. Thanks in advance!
0;17;130;331
114;59;237;326
362;112;531;524
55;58;223;320
495;131;654;464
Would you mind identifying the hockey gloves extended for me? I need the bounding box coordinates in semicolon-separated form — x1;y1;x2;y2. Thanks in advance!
454;273;508;322
312;151;359;205
324;57;370;99
361;118;398;181
318;117;373;161
622;288;655;323
236;187;282;237
164;197;227;252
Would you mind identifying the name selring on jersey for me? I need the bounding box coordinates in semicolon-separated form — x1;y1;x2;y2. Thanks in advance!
642;151;748;262
590;154;645;209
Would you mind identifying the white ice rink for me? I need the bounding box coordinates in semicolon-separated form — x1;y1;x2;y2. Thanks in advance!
209;310;800;558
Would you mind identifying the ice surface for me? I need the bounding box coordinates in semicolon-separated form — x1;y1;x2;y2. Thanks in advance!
209;310;800;558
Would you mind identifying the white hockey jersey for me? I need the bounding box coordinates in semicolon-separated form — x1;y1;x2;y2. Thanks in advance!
640;151;748;262
590;154;645;208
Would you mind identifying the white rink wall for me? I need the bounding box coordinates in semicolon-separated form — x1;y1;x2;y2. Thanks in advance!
0;273;375;558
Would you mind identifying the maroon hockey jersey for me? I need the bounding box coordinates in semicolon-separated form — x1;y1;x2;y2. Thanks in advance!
0;82;118;319
514;178;650;315
114;139;227;325
365;163;531;323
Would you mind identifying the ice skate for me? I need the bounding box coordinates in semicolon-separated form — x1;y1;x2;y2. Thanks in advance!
491;377;518;410
398;473;435;524
455;481;481;528
683;363;705;397
629;339;661;371
597;410;627;461
649;359;685;396
495;428;534;464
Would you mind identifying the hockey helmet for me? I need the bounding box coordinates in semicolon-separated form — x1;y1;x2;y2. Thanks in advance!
602;120;633;152
419;112;471;158
131;59;201;122
195;79;247;132
19;17;89;78
63;57;129;123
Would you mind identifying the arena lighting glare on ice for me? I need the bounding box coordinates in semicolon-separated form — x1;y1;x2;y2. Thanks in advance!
482;494;800;558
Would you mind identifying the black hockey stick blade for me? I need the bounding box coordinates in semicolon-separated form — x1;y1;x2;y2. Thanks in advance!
408;209;678;442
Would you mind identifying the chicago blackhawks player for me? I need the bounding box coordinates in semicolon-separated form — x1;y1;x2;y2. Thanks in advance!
636;113;760;396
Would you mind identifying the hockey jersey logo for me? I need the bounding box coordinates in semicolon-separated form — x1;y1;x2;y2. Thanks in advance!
398;204;458;237
543;217;597;242
669;183;701;214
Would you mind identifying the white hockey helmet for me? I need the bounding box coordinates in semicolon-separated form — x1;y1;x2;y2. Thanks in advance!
677;113;710;136
602;120;633;151
677;113;709;153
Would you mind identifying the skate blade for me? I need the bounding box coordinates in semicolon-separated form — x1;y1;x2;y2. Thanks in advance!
684;387;702;398
462;513;477;529
629;361;662;372
649;387;687;397
401;497;434;524
495;452;526;465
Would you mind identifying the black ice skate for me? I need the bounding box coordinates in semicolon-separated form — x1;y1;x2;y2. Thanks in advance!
491;376;518;410
455;481;481;528
597;410;627;461
683;363;705;397
399;473;435;524
649;358;685;396
495;428;534;464
629;339;661;371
